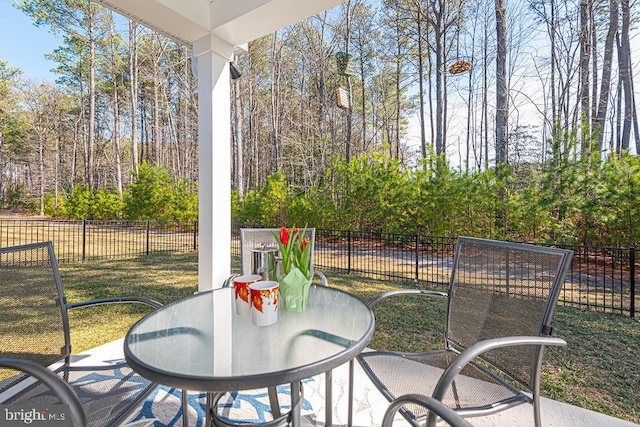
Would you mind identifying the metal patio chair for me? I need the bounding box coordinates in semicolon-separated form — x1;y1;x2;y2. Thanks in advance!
0;358;87;427
0;242;162;427
358;236;573;427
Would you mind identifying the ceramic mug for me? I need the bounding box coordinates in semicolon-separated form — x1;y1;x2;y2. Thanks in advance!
233;274;262;316
248;281;279;326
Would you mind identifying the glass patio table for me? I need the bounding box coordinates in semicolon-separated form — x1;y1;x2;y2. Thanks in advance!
124;285;375;427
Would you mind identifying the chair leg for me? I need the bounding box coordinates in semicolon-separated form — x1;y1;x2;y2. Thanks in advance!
533;393;541;427
325;370;332;426
268;386;282;418
348;359;354;427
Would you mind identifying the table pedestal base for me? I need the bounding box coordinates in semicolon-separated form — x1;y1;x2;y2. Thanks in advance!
207;382;304;427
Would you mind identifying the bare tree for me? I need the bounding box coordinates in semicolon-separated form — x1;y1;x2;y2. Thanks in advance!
618;0;635;152
129;20;140;178
579;0;591;155
0;63;22;205
232;56;245;201
343;0;354;162
593;0;618;154
495;0;508;165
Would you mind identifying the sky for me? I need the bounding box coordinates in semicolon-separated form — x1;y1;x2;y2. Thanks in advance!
0;2;62;82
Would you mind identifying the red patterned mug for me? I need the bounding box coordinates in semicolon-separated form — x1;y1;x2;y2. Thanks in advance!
248;281;279;326
233;275;261;316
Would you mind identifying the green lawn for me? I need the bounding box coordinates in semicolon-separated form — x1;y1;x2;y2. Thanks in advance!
58;252;639;424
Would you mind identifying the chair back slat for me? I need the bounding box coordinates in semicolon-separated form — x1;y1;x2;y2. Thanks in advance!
240;228;316;275
0;242;71;392
446;237;573;390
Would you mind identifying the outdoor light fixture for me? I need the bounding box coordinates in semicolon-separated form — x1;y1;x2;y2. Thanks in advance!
230;62;243;80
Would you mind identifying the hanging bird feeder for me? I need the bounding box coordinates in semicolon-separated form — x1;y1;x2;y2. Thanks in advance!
336;86;350;109
446;57;473;75
335;52;356;76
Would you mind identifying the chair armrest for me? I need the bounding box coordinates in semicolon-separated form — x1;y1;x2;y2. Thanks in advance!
314;270;328;287
427;336;567;425
67;296;163;310
368;289;447;308
382;394;473;427
0;358;87;427
222;274;239;287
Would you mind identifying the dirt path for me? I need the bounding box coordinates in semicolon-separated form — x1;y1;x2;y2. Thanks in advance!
0;208;44;219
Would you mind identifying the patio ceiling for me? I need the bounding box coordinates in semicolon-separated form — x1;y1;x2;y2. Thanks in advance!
94;0;344;46
94;0;345;291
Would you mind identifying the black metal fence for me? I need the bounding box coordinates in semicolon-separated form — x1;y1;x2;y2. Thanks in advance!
0;219;197;262
1;220;636;318
302;229;637;318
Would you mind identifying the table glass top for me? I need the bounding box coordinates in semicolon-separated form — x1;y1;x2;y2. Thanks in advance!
125;285;374;390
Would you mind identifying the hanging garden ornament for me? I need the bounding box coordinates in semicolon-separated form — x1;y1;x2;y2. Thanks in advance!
335;52;356;76
446;57;473;75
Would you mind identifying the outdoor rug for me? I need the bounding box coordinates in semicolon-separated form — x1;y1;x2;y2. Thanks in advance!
121;362;395;427
70;339;396;426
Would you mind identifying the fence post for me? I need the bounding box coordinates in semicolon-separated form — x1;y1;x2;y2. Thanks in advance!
193;221;198;251
415;233;419;282
347;230;352;274
82;220;86;262
146;221;150;256
631;247;636;319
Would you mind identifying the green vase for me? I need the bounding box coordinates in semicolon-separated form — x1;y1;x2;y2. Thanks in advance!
279;267;312;312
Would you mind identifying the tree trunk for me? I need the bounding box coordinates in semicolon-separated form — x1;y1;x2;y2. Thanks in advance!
54;135;60;216
345;0;353;162
39;134;44;217
182;46;191;181
483;7;489;170
87;5;96;188
590;0;598;124
248;45;257;190
270;32;281;172
111;15;123;196
129;20;139;178
465;20;476;173
615;74;622;152
428;43;435;152
442;26;448;156
495;0;508;165
71;118;79;190
579;0;591;155
421;0;446;156
358;35;367;152
416;6;427;160
394;23;401;158
152;38;161;166
0;127;4;206
232;59;245;201
550;0;557;137
593;0;618;153
619;0;633;151
434;22;444;155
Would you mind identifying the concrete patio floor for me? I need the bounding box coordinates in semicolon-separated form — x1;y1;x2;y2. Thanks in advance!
75;340;638;427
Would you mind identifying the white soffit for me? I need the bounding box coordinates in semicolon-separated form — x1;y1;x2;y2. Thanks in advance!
210;0;344;46
94;0;210;45
95;0;344;47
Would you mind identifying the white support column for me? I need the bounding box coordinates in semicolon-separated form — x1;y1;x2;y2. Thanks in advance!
193;34;233;292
